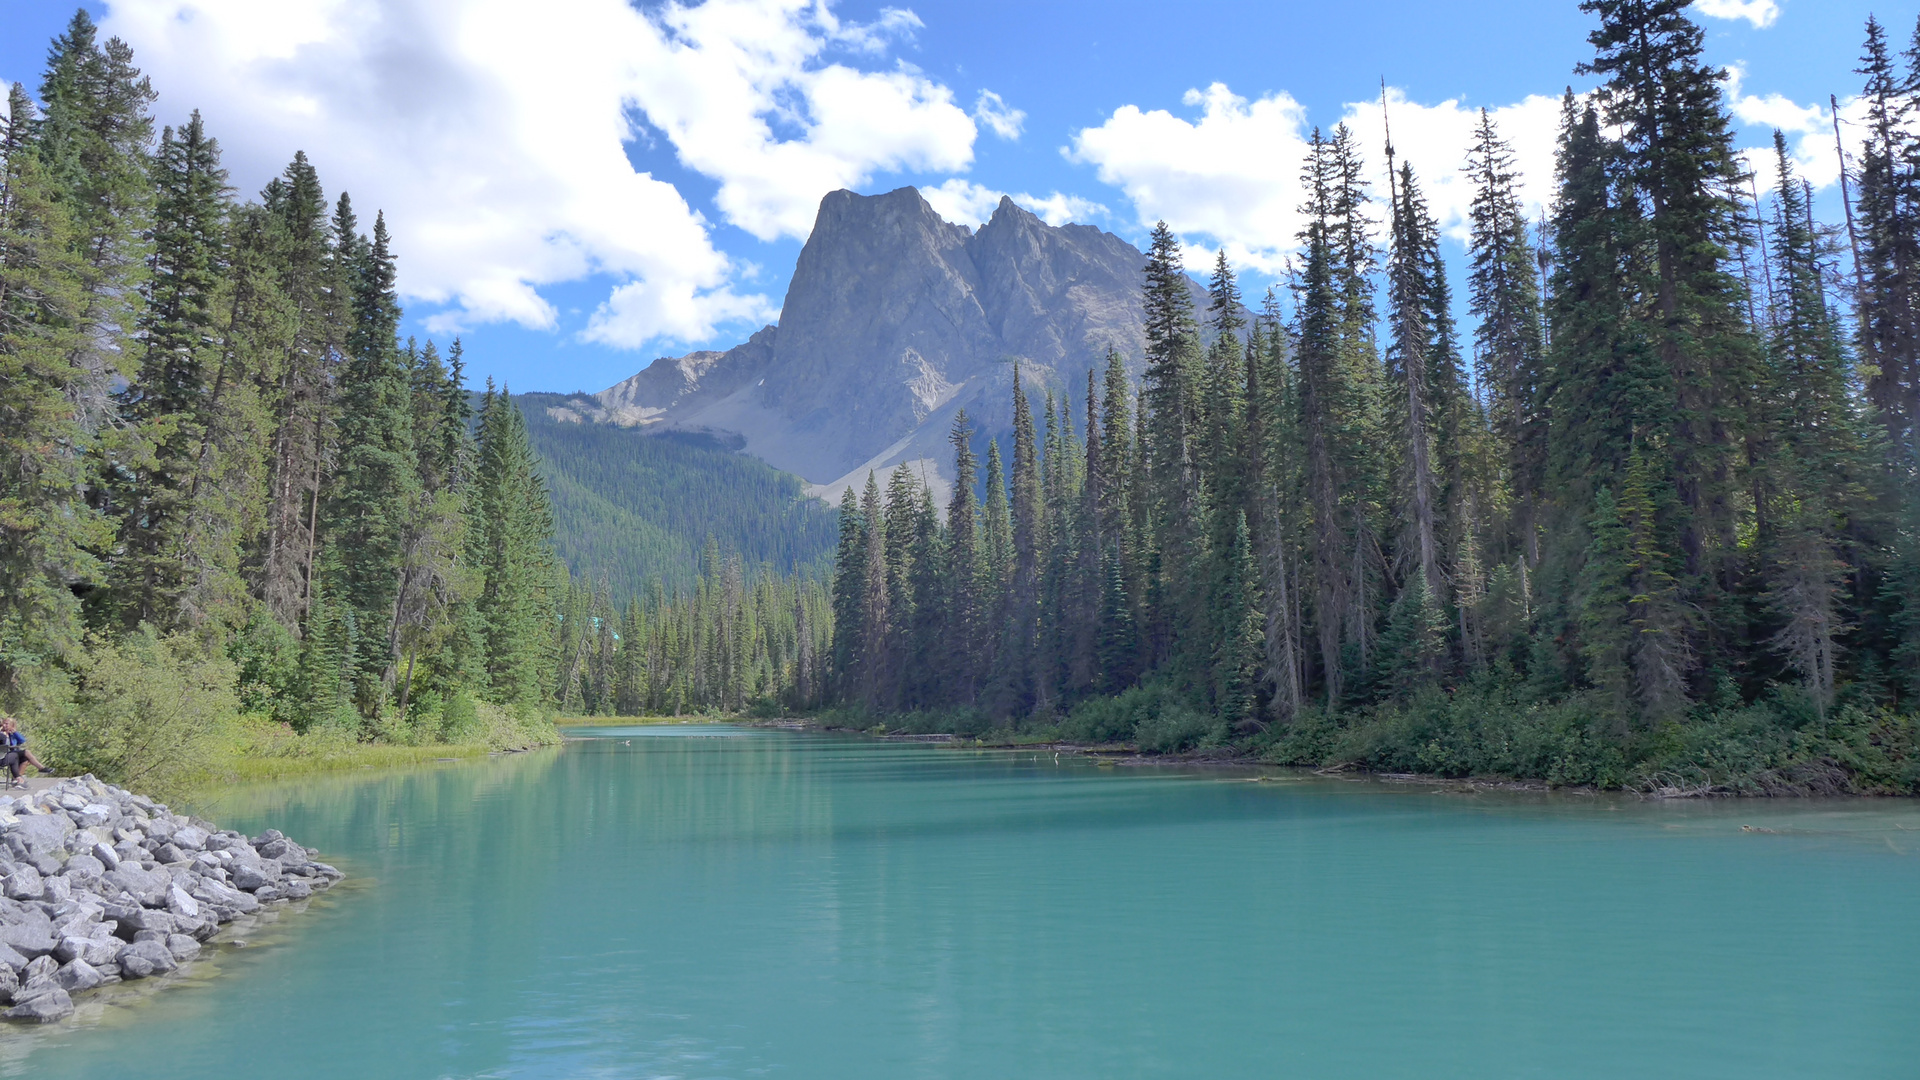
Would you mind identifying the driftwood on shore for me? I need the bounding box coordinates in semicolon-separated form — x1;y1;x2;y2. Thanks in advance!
0;776;342;1023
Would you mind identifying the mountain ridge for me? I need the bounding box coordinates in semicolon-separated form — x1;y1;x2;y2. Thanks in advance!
546;187;1214;501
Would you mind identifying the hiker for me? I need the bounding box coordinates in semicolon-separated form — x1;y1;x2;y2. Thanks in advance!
0;716;45;788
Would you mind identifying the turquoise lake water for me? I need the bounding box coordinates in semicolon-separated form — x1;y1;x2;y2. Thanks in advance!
3;724;1918;1078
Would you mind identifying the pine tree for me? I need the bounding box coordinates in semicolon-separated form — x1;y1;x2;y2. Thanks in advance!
38;11;156;430
1853;16;1920;464
1212;511;1263;725
944;410;981;704
857;472;888;709
1466;108;1548;563
259;152;346;629
472;385;557;712
1581;0;1761;603
1385;159;1445;605
0;83;100;694
105;111;232;631
830;485;865;702
322;210;422;715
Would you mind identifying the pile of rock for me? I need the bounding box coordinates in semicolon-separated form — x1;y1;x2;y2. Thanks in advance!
0;776;342;1023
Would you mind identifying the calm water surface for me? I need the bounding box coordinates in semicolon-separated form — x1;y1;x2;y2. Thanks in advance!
3;725;1917;1078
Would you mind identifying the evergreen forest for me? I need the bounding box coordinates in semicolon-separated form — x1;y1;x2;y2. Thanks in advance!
0;12;830;791
9;2;1920;797
821;2;1920;794
517;393;839;597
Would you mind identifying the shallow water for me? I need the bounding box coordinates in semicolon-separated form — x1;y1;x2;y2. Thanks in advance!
4;725;1918;1078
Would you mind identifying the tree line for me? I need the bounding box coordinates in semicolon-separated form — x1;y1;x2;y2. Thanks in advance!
827;1;1920;769
0;11;825;744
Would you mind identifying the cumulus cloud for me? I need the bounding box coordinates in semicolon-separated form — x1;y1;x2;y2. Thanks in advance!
973;90;1025;140
1015;190;1107;227
920;178;1005;226
1691;0;1781;29
919;178;1106;229
1068;82;1561;272
1724;65;1870;193
635;0;978;243
100;0;981;349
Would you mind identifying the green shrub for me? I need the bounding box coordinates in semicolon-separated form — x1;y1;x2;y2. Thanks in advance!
36;630;239;800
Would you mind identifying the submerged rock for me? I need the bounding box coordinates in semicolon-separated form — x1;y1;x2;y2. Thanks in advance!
0;775;342;1023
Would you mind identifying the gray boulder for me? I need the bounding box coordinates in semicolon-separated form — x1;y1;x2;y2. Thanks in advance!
17;954;57;989
2;866;42;901
117;939;176;977
103;865;169;908
230;862;276;891
91;842;120;872
62;853;104;881
0;924;57;960
112;907;174;939
55;959;103;992
55;935;119;968
11;813;72;856
170;825;208;852
5;985;72;1022
163;934;198;961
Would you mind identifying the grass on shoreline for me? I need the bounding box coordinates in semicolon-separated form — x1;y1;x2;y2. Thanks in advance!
551;715;736;728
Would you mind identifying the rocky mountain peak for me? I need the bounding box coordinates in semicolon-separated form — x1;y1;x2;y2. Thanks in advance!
552;186;1203;501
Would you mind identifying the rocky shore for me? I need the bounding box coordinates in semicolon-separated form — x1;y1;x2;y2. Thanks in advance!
0;776;342;1023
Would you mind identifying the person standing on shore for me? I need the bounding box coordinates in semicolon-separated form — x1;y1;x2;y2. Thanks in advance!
0;716;46;788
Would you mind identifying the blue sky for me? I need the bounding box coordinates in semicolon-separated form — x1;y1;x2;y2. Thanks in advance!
1;0;1908;393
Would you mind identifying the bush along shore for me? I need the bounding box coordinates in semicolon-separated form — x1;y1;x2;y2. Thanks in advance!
0;776;342;1023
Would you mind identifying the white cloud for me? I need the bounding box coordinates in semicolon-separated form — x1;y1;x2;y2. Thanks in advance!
920;178;1005;226
1015;191;1107;227
1724;66;1870;193
919;178;1105;229
100;0;980;350
973;90;1025;140
1691;0;1781;29
635;0;978;242
1067;82;1561;272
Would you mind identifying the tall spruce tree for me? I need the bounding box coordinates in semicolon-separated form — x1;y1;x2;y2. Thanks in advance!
105;111;231;632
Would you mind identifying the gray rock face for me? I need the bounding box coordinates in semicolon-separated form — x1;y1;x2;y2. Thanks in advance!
0;776;342;1023
555;188;1224;502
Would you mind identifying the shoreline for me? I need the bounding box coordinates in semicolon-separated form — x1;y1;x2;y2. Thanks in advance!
740;717;1909;799
0;775;342;1024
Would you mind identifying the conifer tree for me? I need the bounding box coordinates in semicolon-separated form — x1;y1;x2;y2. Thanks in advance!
0;83;99;692
857;472;888;709
105;111;231;631
472;385;557;712
1386;159;1445;606
1580;0;1760;600
259;152;346;629
38;10;156;428
944;411;981;704
1466;108;1547;563
1853;16;1920;463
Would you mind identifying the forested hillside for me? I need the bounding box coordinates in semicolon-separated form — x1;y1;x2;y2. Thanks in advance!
517;392;838;596
0;12;828;782
810;3;1920;794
